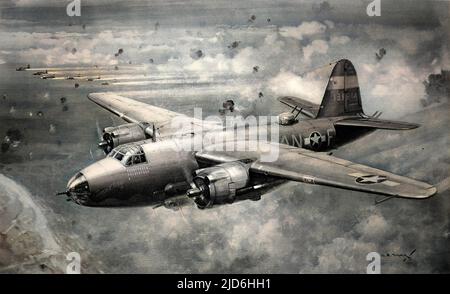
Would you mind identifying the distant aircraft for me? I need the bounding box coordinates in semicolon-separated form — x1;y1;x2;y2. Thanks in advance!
41;74;55;79
86;76;101;81
33;70;48;75
57;59;437;209
16;64;30;71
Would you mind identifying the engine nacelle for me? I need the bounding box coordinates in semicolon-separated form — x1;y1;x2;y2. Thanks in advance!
187;162;250;209
99;122;155;153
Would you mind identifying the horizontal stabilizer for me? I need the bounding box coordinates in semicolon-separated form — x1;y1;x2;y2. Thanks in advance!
278;96;320;118
335;117;419;130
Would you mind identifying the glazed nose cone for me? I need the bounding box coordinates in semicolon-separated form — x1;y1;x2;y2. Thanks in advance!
66;173;91;205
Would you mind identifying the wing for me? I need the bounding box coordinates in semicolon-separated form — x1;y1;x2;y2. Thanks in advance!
195;143;436;199
335;117;419;130
88;92;183;125
278;96;320;118
88;92;221;136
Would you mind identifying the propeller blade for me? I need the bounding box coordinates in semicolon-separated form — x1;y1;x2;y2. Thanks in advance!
152;124;156;142
95;119;104;141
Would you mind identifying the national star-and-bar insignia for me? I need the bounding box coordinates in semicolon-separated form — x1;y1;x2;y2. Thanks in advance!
309;131;322;150
355;175;387;184
348;173;400;186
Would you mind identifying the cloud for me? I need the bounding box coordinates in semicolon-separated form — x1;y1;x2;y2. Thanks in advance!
267;70;327;103
303;39;329;63
314;237;376;273
182;32;287;77
185;53;231;73
18;47;118;66
356;214;389;240
359;60;426;117
330;35;351;45
362;25;437;56
279;21;327;40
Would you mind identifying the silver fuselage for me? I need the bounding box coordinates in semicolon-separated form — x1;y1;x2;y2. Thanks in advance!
66;116;370;206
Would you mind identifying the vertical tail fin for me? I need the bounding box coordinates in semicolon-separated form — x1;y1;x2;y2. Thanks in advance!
317;59;363;118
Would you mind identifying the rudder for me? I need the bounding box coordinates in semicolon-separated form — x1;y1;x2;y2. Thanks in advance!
317;59;363;118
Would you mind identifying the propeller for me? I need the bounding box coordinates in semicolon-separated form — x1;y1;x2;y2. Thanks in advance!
144;123;158;142
152;124;157;142
95;119;103;141
186;176;211;209
96;119;111;155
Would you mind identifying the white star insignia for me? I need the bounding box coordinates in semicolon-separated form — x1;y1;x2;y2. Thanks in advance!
309;132;322;147
356;175;387;184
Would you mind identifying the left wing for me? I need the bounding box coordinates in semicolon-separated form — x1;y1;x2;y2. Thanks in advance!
196;143;437;199
88;92;221;137
88;92;183;125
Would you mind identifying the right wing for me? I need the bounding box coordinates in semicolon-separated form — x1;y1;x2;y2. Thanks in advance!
195;143;437;199
250;146;436;199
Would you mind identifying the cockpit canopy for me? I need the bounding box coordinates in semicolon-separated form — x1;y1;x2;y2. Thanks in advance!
108;144;147;166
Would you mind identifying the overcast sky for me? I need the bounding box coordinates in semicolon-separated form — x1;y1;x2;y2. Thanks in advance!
0;0;447;28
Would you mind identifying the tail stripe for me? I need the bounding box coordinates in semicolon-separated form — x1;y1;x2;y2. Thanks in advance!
317;59;363;118
327;75;359;90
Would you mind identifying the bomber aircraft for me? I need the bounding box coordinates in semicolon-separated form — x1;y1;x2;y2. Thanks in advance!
57;59;437;209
